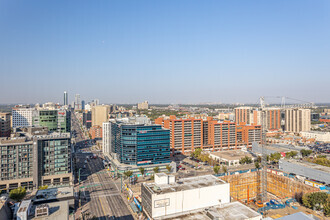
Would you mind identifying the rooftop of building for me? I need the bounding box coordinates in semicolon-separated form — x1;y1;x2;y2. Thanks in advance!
281;159;330;173
154;201;261;220
210;150;254;160
34;187;74;203
31;200;69;220
300;131;330;135
144;174;227;195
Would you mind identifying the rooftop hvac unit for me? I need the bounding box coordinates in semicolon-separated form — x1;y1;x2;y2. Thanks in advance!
35;204;49;217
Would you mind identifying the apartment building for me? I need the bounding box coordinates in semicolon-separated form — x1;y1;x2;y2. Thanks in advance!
0;113;11;137
138;101;149;110
12;106;36;128
235;107;253;125
91;105;110;127
155;116;261;154
89;125;102;139
285;108;311;133
0;127;71;192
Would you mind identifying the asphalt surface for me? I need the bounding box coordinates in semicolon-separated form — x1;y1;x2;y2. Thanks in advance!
72;112;134;220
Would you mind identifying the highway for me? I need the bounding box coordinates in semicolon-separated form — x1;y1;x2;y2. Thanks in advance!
72;112;134;220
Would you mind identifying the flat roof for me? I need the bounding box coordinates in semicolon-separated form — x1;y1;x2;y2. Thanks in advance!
145;175;227;195
154;201;261;220
210;150;253;160
32;201;69;220
282;159;330;173
35;187;74;202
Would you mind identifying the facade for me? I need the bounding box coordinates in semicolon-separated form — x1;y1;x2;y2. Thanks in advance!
92;105;110;127
141;174;230;219
285;108;311;133
235;107;281;130
74;94;81;110
235;107;252;125
155;116;261;154
0;113;11;137
300;131;330;143
12;106;36;128
63;91;68;106
279;159;330;184
0;127;72;192
103;119;171;166
83;111;92;129
89;125;102;139
33;109;71;133
138;101;149;110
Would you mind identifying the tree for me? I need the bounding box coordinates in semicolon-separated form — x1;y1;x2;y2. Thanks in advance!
270;152;281;163
38;185;48;190
255;162;261;169
193;148;202;158
139;167;145;177
257;156;262;163
302;192;329;213
301;149;313;157
153;166;159;174
9;187;26;202
124;171;133;178
213;165;220;174
222;165;228;173
166;165;172;173
285;151;298;159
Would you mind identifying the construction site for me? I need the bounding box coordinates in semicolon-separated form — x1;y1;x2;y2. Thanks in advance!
219;170;321;217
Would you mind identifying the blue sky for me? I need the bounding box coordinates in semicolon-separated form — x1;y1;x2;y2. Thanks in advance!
0;0;330;104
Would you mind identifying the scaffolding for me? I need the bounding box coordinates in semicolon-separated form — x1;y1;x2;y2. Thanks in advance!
220;171;319;202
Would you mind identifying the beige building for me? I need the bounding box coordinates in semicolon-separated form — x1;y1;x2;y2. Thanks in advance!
300;131;330;143
138;101;149;110
0;113;11;137
92;105;110;127
285;108;311;133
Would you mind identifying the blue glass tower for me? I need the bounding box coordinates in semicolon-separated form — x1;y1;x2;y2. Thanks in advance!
120;124;170;166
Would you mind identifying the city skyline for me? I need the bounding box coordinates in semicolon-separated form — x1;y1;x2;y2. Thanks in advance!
1;0;330;104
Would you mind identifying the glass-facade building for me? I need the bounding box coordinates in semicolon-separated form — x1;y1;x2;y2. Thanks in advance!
33;110;71;133
120;124;170;166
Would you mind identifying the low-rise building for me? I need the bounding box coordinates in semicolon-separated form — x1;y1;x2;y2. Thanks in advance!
209;150;255;166
141;173;230;219
279;159;330;184
300;131;330;143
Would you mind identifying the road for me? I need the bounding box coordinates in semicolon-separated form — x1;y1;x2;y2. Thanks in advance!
72;112;134;220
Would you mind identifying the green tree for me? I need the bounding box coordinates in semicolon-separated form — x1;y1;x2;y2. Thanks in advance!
9;187;26;202
166;165;172;173
153;166;159;174
286;151;298;159
222;165;228;173
38;185;48;190
193;148;202;158
270;152;281;163
257;156;262;163
302;192;329;212
139;167;145;177
213;165;220;174
124;171;133;178
255;162;261;169
301;149;313;157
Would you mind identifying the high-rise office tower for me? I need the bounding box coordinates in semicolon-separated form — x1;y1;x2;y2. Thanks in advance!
81;100;85;110
74;94;81;110
285;108;311;133
63;91;68;106
0;112;11;137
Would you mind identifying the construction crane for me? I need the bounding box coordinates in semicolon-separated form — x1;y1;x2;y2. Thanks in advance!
258;96;314;216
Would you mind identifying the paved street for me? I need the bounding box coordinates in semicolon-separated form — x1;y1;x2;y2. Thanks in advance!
72;113;134;220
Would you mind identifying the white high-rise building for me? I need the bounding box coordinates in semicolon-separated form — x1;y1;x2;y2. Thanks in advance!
285;108;311;133
74;94;81;110
12;106;36;128
64;91;68;106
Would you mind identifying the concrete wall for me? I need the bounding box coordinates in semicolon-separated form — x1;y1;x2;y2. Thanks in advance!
151;183;230;218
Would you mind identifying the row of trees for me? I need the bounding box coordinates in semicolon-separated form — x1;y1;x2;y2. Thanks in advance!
123;165;172;178
302;192;330;216
213;165;227;174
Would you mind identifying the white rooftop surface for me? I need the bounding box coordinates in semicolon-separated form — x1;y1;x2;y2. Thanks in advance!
283;159;330;173
35;187;74;202
32;201;69;220
145;175;227;195
154;201;262;220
